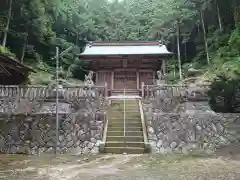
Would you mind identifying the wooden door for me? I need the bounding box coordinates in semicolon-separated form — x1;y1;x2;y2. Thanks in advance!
114;72;125;89
97;71;112;87
114;71;137;89
139;71;154;85
125;71;137;89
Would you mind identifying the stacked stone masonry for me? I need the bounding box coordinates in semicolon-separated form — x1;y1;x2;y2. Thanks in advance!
0;83;107;155
0;113;105;155
146;112;240;153
143;84;240;154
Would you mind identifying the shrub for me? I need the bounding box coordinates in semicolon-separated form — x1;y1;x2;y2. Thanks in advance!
0;46;16;58
208;75;240;113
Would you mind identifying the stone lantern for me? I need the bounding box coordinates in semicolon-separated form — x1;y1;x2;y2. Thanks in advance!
37;81;72;114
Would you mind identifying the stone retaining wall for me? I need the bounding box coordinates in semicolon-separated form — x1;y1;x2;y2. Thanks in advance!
146;112;240;154
0;113;105;155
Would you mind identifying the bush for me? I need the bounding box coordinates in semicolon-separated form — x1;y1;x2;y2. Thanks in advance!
70;57;88;80
208;75;240;113
0;46;16;58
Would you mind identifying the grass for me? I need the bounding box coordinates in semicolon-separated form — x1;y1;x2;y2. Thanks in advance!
28;70;83;85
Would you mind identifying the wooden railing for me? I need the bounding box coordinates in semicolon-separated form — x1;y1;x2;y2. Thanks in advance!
0;85;107;100
0;84;108;114
142;84;186;99
99;100;110;153
138;100;150;153
141;84;210;112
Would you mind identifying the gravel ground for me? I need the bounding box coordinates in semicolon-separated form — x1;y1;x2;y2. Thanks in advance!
0;152;240;180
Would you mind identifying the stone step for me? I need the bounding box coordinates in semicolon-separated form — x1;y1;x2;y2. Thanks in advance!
108;122;142;127
109;111;140;114
112;100;138;103
110;103;137;106
108;109;140;112
109;110;139;114
107;131;143;136
108;114;141;118
111;104;139;107
109;107;139;110
104;147;145;154
107;126;143;131
108;117;141;120
109;119;141;123
106;136;144;142
105;99;144;154
108;115;140;119
108;110;140;113
110;103;139;107
110;117;141;120
105;141;145;148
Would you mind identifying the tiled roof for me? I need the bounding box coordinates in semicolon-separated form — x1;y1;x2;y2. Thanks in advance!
0;54;36;73
80;41;172;56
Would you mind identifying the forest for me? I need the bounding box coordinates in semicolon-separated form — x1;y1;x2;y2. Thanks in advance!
0;0;240;111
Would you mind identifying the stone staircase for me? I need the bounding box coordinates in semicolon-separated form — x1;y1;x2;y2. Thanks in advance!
104;99;146;154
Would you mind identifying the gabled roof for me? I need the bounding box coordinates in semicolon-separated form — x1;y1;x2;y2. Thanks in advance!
0;54;36;75
79;41;172;56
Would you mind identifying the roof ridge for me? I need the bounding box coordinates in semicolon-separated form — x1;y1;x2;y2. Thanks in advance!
88;41;163;47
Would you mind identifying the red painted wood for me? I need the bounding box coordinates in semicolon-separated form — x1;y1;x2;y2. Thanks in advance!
114;71;137;89
139;71;154;86
96;71;112;88
82;54;166;92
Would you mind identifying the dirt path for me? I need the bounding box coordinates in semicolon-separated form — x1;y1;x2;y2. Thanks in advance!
1;153;240;180
37;154;140;180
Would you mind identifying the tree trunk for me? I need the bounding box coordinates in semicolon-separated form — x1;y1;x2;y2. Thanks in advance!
2;0;13;47
184;42;187;62
173;65;176;77
216;3;223;31
76;33;79;46
20;33;28;63
176;22;182;80
200;9;210;65
172;36;176;59
232;0;240;27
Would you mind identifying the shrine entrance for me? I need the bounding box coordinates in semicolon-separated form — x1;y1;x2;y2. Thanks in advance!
114;71;137;90
79;41;172;96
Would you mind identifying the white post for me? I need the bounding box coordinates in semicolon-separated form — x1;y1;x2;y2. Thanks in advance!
50;46;73;155
136;70;139;89
55;47;59;155
111;71;114;90
123;88;126;137
141;82;145;97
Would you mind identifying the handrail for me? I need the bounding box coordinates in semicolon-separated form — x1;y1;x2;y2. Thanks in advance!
99;100;110;153
123;88;126;137
138;100;150;153
102;101;110;143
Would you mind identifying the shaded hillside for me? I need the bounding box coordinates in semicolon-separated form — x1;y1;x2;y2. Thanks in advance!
0;0;239;95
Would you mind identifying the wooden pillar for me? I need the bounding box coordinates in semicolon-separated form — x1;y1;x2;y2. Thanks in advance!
136;70;139;89
152;70;155;85
96;71;98;85
162;60;166;78
111;71;114;90
141;81;145;97
104;82;108;97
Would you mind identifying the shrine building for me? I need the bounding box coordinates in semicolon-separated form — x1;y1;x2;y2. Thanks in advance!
79;41;172;96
